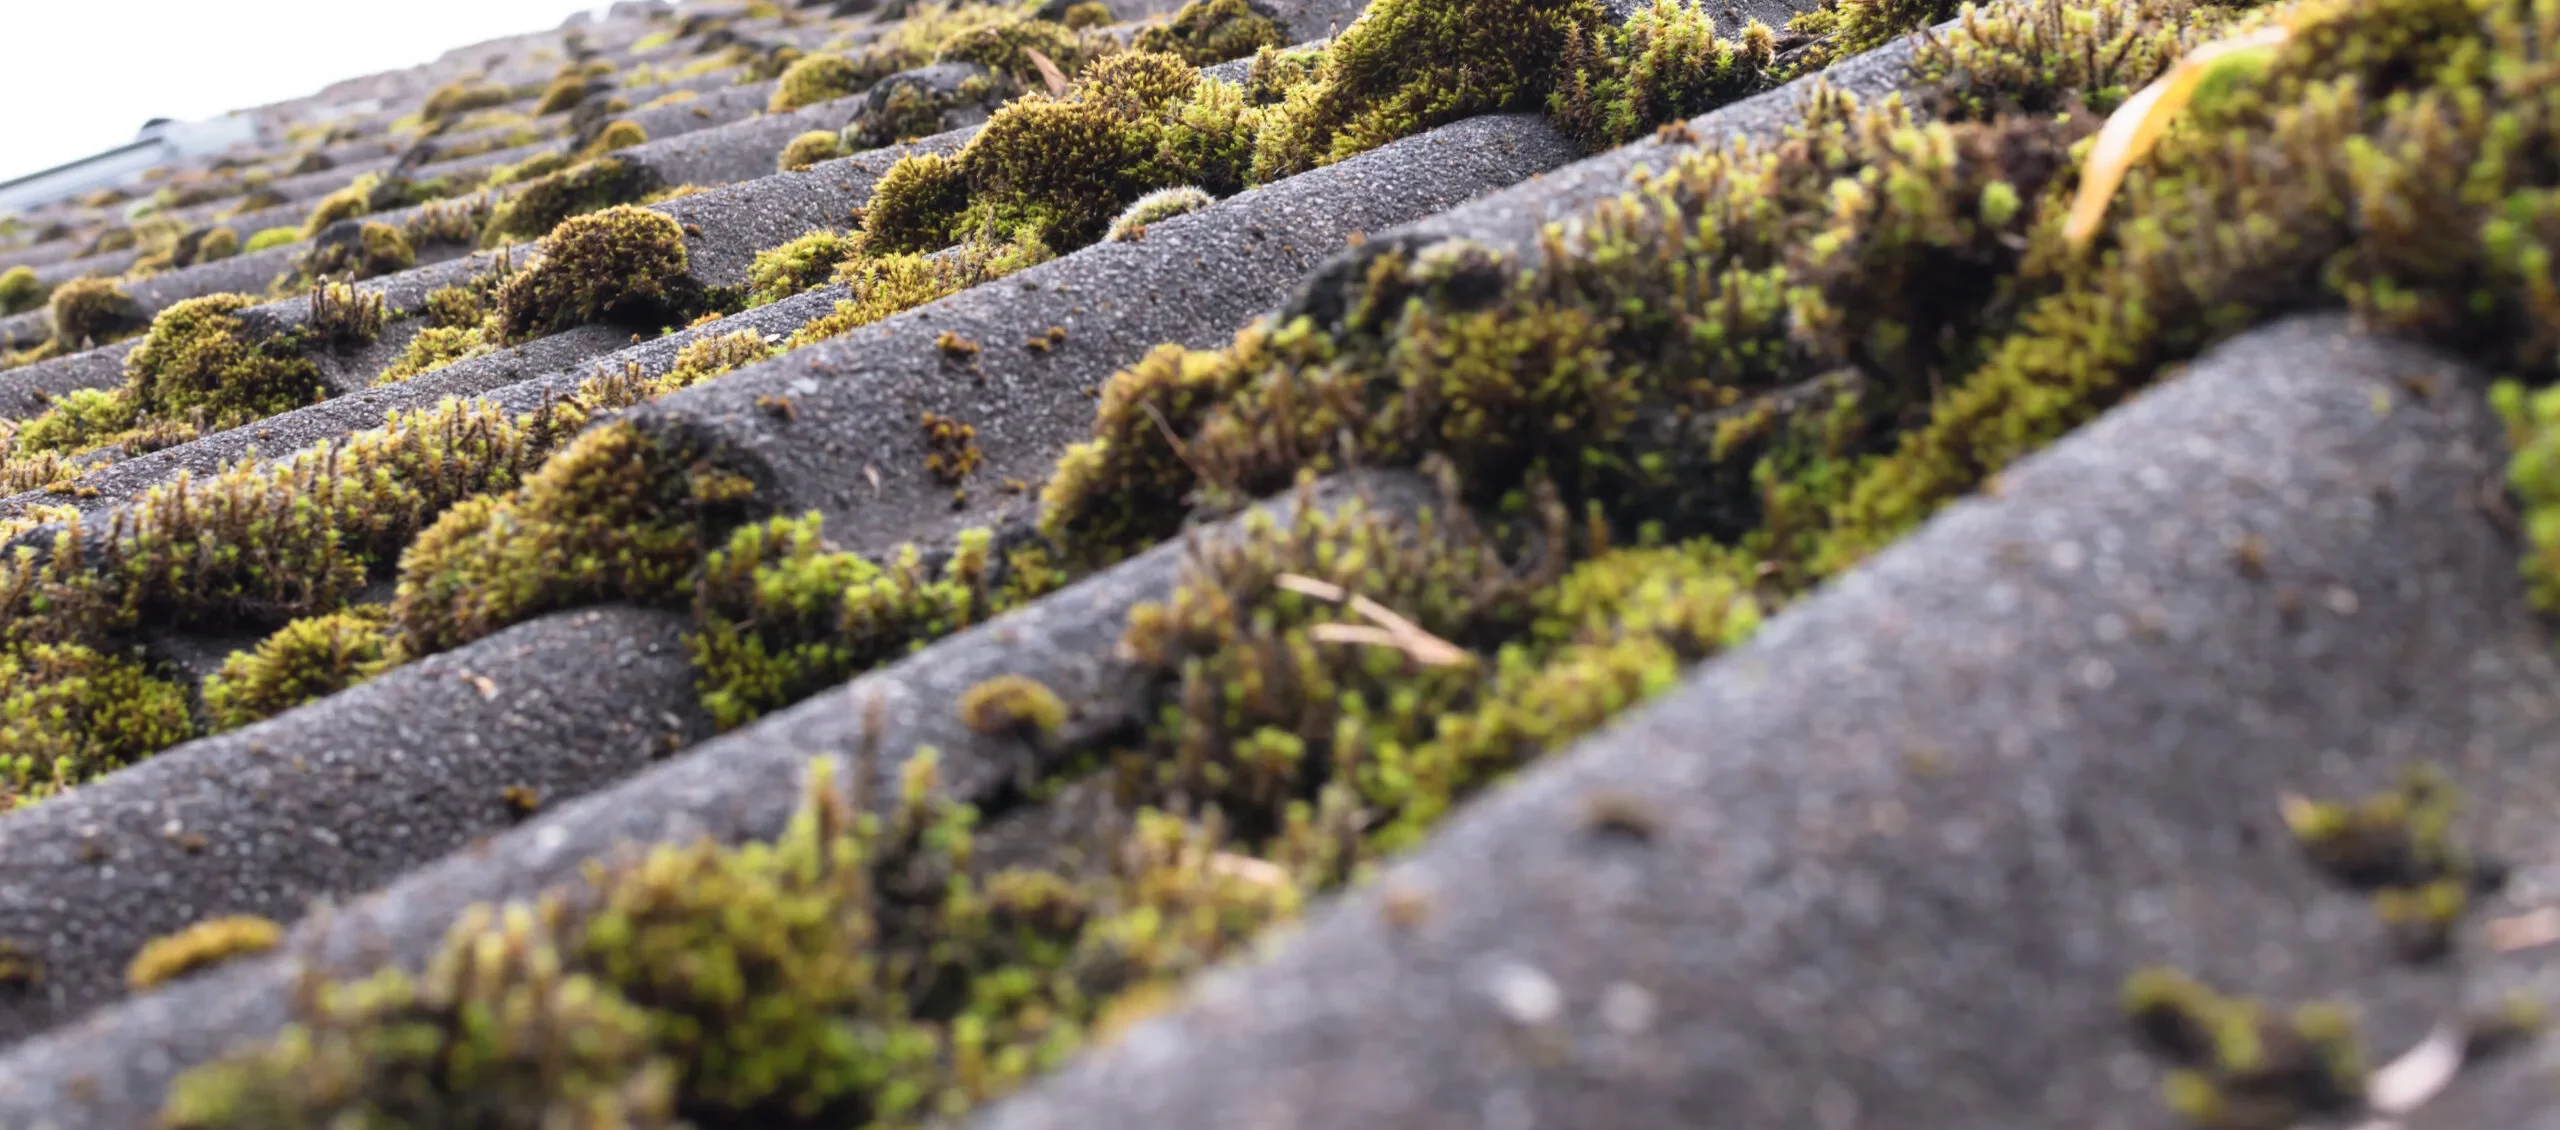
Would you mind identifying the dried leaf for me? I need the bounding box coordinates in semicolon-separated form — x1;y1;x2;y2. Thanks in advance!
1276;573;1348;603
2064;25;2291;246
1025;48;1070;98
2488;908;2560;952
2367;1023;2464;1116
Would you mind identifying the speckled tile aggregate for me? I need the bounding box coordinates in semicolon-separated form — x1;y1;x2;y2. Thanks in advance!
964;314;2560;1130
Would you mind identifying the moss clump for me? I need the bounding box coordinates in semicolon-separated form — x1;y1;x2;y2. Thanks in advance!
2120;968;2365;1130
376;325;494;385
419;81;514;129
2279;766;2502;962
491;205;700;342
1134;0;1287;66
861;152;974;256
769;52;865;112
0;643;196;808
535;73;593;116
785;234;1054;348
2495;380;2560;611
746;229;856;305
480;157;665;247
1062;0;1114;28
1249;0;1604;182
778;129;847;173
389;416;760;658
243;227;299;253
935;17;1098;89
300;221;416;282
46;276;144;349
1107;185;1212;240
957;673;1068;737
193;226;241;263
941;53;1218;249
921;411;983;483
201;606;396;732
577;119;650;161
1550;0;1779;150
125;293;325;431
662;329;774;388
126;915;284;991
0;265;48;316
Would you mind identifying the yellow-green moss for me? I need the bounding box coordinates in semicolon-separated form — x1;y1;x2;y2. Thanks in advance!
201;607;396;732
480;157;664;247
491;205;699;342
1063;0;1114;28
389;417;759;657
46;276;143;349
300;221;416;283
1133;0;1286;66
127;293;325;429
535;74;593;116
243;226;299;253
125;915;284;990
769;52;864;112
746;228;857;305
375;323;495;385
576;119;650;161
0;265;49;316
0;643;196;808
2120;967;2365;1129
861;151;974;256
958;673;1068;737
1549;0;1779;150
778;129;848;173
419;81;514;129
785;234;1053;348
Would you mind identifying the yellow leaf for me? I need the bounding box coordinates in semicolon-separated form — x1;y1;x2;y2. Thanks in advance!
2064;24;2292;247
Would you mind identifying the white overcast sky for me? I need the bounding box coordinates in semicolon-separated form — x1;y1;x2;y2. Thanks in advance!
0;1;616;184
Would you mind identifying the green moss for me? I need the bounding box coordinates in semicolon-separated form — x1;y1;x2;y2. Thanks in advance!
201;606;396;732
419;81;515;128
300;221;416;283
1250;0;1605;182
11;385;141;455
934;17;1097;89
535;74;592;116
958;674;1068;738
375;324;495;385
786;234;1053;349
1242;43;1323;105
388;416;760;658
480;157;665;247
423;285;486;330
485;151;571;190
1106;185;1213;241
779;129;848;173
1549;0;1778;150
921;411;982;483
194;226;241;263
243;226;300;254
491;205;700;342
46;276;144;349
0;265;50;316
298;173;425;240
126;915;284;990
747;228;857;305
2496;380;2560;611
770;52;865;112
577;119;651;161
861;152;974;256
0;642;196;808
125;293;325;430
1063;0;1114;28
1133;0;1286;66
2120;968;2365;1130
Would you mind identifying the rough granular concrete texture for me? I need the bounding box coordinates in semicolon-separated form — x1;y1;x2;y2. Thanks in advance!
0;605;715;1050
661;111;1581;554
963;314;2559;1130
0;471;1432;1130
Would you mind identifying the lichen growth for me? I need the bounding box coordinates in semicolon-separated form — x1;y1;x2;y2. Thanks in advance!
201;606;396;732
126;915;284;991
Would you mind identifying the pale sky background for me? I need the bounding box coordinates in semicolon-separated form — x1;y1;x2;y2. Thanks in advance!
0;0;618;184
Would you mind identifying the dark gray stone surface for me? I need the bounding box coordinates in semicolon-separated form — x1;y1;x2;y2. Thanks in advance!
653;110;1580;556
0;471;1430;1130
0;605;713;1052
963;315;2560;1130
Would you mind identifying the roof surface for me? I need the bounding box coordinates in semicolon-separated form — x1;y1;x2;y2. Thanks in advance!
0;0;2551;1127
